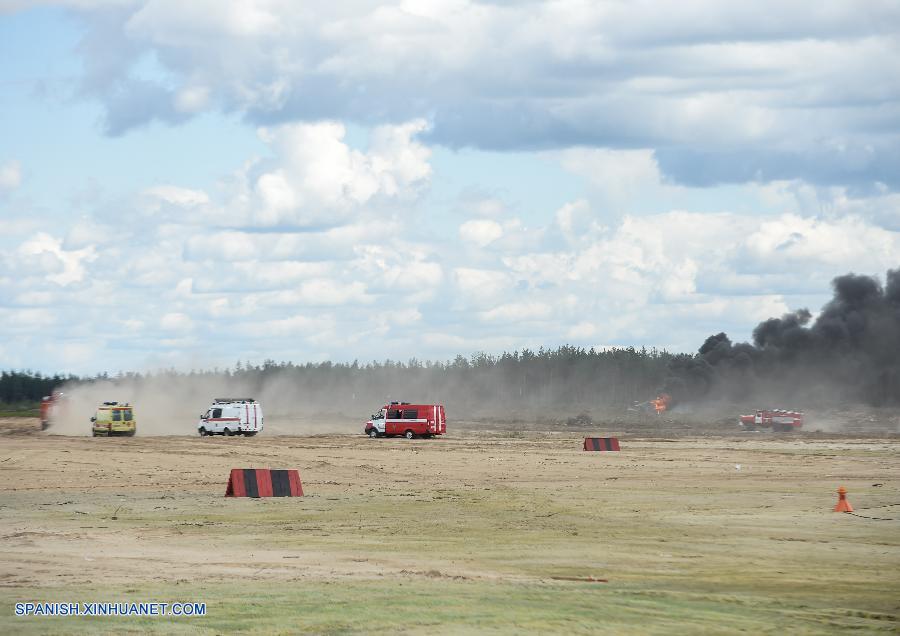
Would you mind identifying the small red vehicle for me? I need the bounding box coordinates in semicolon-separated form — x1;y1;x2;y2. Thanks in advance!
739;409;804;432
40;391;64;431
364;402;446;439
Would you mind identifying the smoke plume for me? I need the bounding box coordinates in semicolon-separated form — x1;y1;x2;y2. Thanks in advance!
668;268;900;406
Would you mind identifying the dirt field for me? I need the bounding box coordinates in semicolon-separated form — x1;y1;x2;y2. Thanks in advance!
1;417;898;634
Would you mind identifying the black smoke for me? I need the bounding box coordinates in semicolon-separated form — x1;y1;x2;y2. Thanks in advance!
667;268;900;406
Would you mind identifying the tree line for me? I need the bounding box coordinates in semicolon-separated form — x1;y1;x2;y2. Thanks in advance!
0;370;78;404
1;346;675;415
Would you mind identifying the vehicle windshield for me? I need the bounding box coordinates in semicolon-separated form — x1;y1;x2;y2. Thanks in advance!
373;409;385;420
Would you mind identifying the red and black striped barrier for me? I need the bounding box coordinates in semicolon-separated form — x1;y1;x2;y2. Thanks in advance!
225;469;304;497
583;437;620;452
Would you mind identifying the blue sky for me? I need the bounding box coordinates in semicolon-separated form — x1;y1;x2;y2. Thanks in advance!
1;1;899;375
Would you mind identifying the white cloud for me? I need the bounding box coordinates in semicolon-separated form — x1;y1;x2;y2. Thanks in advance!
480;301;553;323
0;0;886;380
0;159;22;193
742;213;899;270
53;0;900;190
239;120;431;227
454;268;512;307
236;313;327;339
160;312;193;331
559;150;666;207
13;233;97;286
173;84;211;113
459;219;503;247
456;190;509;218
143;185;210;207
296;279;371;307
353;245;443;296
555;198;601;244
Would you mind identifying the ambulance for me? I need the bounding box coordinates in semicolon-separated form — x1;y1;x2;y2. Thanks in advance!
198;398;263;436
91;402;136;437
364;402;446;439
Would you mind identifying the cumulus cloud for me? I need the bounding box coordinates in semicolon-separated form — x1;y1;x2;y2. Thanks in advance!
4;0;900;374
33;0;899;190
216;119;431;228
0;113;449;371
11;233;97;286
3;190;898;372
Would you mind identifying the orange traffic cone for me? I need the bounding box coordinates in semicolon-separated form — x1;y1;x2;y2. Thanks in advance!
834;486;853;513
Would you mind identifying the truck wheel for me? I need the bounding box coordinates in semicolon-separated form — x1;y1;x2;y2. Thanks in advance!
224;428;233;437
405;430;415;439
199;427;207;437
369;429;379;438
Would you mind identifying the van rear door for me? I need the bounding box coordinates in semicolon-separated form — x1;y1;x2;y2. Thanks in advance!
249;402;260;431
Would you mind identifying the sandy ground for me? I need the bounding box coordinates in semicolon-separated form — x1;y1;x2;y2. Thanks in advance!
1;417;898;632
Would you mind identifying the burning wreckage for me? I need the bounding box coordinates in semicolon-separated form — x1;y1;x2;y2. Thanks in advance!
629;393;672;415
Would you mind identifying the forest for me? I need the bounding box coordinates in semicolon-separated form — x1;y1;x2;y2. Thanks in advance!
0;370;79;406
0;346;675;416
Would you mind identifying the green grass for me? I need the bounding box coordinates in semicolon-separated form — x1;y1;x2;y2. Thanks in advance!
3;579;897;635
0;402;39;418
2;435;898;633
4;485;898;634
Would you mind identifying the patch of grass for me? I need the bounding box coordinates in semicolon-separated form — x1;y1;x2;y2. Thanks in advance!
0;402;40;418
3;580;897;635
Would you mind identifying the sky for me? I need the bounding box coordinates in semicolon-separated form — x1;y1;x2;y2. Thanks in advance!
1;0;899;375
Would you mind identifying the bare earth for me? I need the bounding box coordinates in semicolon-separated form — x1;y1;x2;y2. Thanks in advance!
1;417;898;634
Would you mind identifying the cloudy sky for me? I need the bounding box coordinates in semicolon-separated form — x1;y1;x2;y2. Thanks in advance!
1;1;899;375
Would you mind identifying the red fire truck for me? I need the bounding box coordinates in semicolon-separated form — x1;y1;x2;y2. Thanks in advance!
40;391;65;430
364;402;446;439
739;409;804;432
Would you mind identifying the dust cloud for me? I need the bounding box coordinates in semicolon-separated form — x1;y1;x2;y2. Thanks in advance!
43;268;899;437
48;373;363;437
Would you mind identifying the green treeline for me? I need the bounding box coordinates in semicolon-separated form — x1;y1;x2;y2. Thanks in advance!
226;346;676;413
1;346;677;414
0;370;77;404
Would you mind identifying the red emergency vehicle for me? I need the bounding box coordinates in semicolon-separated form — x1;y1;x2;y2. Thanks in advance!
40;396;53;430
365;402;446;439
40;391;64;431
739;409;804;432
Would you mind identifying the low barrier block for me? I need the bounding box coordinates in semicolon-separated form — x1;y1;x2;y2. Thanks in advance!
583;437;620;452
225;468;304;497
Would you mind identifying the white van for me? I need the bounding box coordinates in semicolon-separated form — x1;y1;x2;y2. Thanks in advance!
198;398;263;437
